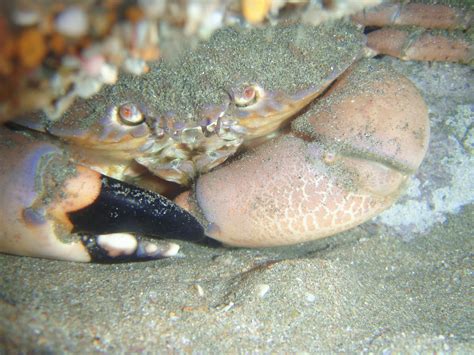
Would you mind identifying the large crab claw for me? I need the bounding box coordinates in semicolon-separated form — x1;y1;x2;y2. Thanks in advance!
176;60;430;247
0;128;205;262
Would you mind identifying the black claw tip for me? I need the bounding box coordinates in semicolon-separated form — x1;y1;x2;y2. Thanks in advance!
69;175;205;242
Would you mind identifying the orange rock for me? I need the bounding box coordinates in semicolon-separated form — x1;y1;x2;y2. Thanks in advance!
49;32;66;55
17;29;46;69
77;36;93;53
0;57;12;76
137;46;160;62
125;5;145;23
0;35;15;75
242;0;271;24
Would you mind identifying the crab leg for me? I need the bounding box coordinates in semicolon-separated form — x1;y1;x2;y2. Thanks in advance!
176;60;430;247
353;2;472;30
353;2;473;63
0;128;204;262
363;27;472;63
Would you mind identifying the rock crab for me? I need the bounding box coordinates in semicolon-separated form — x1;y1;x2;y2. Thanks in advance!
0;3;471;262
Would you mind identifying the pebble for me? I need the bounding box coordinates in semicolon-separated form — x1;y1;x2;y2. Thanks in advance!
242;0;271;24
256;284;270;298
81;54;106;77
12;9;40;26
198;10;224;39
98;63;118;84
123;58;149;75
74;77;103;98
18;29;46;68
138;0;167;19
304;292;316;303
148;290;158;303
55;6;89;38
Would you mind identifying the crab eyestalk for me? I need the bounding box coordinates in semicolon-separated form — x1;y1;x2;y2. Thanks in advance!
0;128;205;262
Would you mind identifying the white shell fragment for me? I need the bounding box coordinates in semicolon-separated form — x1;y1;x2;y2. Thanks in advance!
194;284;205;297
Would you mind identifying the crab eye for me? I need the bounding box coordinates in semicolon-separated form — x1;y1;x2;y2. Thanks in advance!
233;84;260;107
118;103;144;125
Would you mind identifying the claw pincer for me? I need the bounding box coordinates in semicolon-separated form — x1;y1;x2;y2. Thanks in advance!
0;128;204;262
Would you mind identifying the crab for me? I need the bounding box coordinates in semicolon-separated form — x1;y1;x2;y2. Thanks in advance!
0;2;471;262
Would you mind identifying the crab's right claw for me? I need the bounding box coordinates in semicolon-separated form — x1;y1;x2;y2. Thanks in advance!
0;128;205;262
176;60;430;248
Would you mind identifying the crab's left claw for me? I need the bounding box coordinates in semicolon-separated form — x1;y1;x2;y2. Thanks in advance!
0;128;205;262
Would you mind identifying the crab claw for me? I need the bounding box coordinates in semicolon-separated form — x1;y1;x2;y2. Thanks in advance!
176;60;430;247
0;128;204;262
